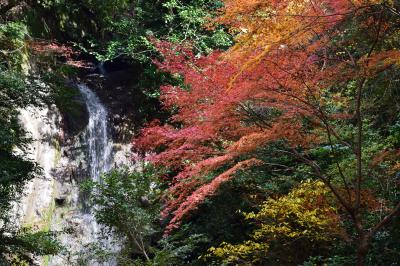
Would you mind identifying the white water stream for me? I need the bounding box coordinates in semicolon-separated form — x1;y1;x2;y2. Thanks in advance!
78;83;113;183
71;83;116;265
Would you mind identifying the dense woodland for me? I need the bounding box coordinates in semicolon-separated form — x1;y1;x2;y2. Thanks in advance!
1;0;400;265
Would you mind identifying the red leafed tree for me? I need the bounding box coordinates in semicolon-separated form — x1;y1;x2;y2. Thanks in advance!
134;1;400;264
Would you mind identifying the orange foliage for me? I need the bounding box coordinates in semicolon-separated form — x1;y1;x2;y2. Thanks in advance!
134;0;400;232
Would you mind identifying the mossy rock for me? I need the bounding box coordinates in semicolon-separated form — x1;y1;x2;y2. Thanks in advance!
55;84;88;136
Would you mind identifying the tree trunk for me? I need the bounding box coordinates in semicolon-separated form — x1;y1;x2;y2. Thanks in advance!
357;233;371;266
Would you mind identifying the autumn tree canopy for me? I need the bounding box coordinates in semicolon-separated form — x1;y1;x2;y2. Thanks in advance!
134;0;400;264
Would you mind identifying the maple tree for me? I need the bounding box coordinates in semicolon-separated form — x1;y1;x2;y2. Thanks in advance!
133;0;400;264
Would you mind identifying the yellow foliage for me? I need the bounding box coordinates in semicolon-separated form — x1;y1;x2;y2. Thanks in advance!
247;180;340;242
206;241;269;265
205;181;341;264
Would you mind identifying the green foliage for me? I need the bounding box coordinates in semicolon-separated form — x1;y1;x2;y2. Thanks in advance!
0;19;61;264
160;0;231;54
83;165;162;236
0;229;62;265
0;22;28;69
26;0;232;62
26;0;131;40
0;68;39;224
82;165;163;263
96;0;231;61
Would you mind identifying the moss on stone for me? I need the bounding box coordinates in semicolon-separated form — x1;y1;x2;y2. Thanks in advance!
55;84;89;136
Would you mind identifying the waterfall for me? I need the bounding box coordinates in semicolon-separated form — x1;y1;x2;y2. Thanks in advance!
78;83;113;182
18;82;125;265
77;83;116;263
47;84;116;265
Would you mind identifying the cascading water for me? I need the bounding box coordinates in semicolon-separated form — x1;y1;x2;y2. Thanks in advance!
77;83;116;261
78;83;113;184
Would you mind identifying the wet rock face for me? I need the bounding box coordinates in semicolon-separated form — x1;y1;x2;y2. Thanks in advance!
17;106;62;227
16;99;99;264
84;64;162;143
85;70;138;142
